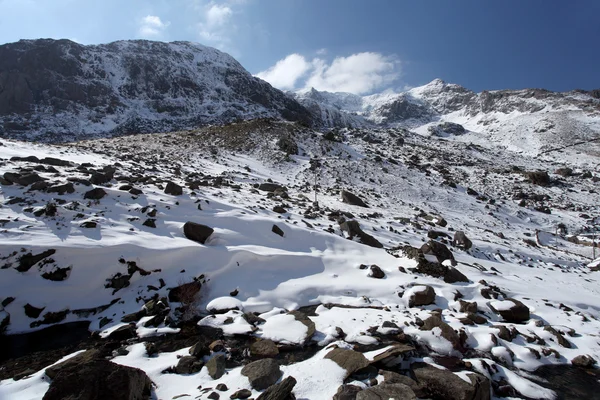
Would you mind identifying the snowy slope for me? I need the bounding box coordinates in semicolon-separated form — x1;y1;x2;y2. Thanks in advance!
1;120;599;399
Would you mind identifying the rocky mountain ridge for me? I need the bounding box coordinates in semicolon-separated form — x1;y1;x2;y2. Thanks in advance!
0;39;313;141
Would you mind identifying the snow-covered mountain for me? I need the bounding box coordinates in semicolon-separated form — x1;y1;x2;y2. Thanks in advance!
292;79;600;155
0;39;313;141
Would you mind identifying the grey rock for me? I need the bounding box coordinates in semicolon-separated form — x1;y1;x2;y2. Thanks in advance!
324;348;369;378
241;358;282;390
206;354;226;380
256;376;296;400
409;285;436;307
356;383;416;400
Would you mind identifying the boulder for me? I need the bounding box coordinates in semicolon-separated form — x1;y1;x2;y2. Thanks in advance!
526;171;550;186
324;348;369;378
380;370;424;397
241;358;282;390
230;389;252;399
333;385;363;400
368;265;385;279
571;355;597;368
206;354;226;379
341;190;368;207
259;183;285;192
420;240;455;264
164;181;183;196
412;363;490;400
420;314;462;351
47;183;75;195
272;224;284;237
357;383;416;400
453;231;472;250
43;359;152;400
84;187;107;200
340;220;383;248
175;356;203;374
409;285;436;307
183;222;214;244
250;339;279;358
489;299;530;323
256;376;297;400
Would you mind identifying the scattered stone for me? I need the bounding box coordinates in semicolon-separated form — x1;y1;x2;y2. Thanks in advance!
175;356;204;374
241;358;282;390
165;181;183;195
250;339;279;358
489;299;530;323
272;224;284;237
458;300;478;313
453;231;472;250
272;205;287;213
216;383;228;392
80;221;97;228
380;370;424;396
420;240;455;264
256;376;297;400
183;222;214;244
47;183;75;195
206;354;226;380
143;218;156;228
368;265;385;279
258;183;285;192
324;348;369;378
341;190;368;207
230;389;252;399
409;285;436;307
357;383;416;400
340;220;383;248
84;187;107;200
571;355;597;368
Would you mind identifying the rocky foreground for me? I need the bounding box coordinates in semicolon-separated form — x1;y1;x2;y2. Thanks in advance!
1;120;599;399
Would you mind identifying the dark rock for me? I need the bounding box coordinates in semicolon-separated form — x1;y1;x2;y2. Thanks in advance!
165;181;183;196
107;324;137;341
43;359;152;400
168;281;202;303
489;299;530;323
47;183;75;195
250;339;279;358
412;363;490;400
369;344;415;364
458;300;478;313
30;181;50;191
24;303;45;318
16;249;56;272
491;325;514;342
272;224;284;237
175;356;204;374
341;190;368;207
333;385;362;400
4;172;45;186
259;183;285;192
324;348;369;378
41;266;71;281
121;310;146;323
230;389;252;399
420;240;455;264
216;383;228;392
277;135;298;155
129;188;143;195
453;231;472;250
45;349;102;379
40;157;71;167
241;358;282;390
80;221;97;228
368;265;385;279
409;285;436;307
340;220;383;248
183;222;214;244
357;383;416;400
84;187;107;200
90;172;111;185
272;205;287;214
143;218;156;228
526;171;550;186
206;354;227;379
208;392;220;400
256;376;297;400
420;315;462;351
380;370;424;397
571;355;596;368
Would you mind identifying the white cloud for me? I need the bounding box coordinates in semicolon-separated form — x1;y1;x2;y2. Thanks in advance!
195;2;235;50
256;52;401;95
255;54;311;90
315;48;327;56
138;15;170;38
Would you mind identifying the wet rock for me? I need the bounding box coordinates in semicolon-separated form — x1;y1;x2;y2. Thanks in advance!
325;348;369;378
357;383;416;400
241;358;282;390
341;190;369;207
165;181;183;196
84;187;107;200
409;285;436;307
175;356;204;374
453;231;472;250
489;299;530;323
183;222;214;244
412;363;490;400
43;359;152;400
206;354;226;379
250;339;279;358
256;376;297;400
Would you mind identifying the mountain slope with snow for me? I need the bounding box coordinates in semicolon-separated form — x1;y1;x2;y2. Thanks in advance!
0;39;313;141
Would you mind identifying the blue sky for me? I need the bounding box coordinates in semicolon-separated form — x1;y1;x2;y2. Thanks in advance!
0;0;598;94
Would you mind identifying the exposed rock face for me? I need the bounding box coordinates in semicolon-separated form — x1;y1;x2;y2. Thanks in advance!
0;39;313;141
